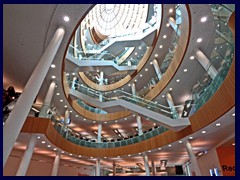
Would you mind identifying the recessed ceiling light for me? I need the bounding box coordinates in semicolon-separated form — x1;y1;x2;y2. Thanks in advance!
168;144;172;147
159;45;163;48
166;23;170;27
134;79;137;82
37;136;40;139
155;54;158;57
56;93;60;96
162;95;165;98
197;38;202;43
93;121;96;123
217;24;220;27
179;141;183;143
79;155;81;157
55;85;57;88
51;75;56;79
104;157;107;159
69;111;72;113
158;148;161;150
200;16;207;22
176;79;180;82
47;145;51;148
61;151;64;154
54;148;57;151
232;143;235;146
76;115;79;117
51;64;56;68
232;113;235;116
90;157;93;158
163;35;167;39
124;118;127;120
63;16;70;22
128;154;131;156
190;56;195;60
140;74;143;77
183;69;188;72
41;141;46;144
138;153;141;155
169;8;173;13
122;88;124;90
202;130;206;134
169;88;173;91
133;114;135;117
148;150;151;153
128;84;131;87
69;154;72;156
139;47;141;49
216;123;221;126
189;136;193;139
115;120;118;123
64;105;67;108
60;99;63;102
72;73;75;75
104;122;107;124
118;156;120;158
83;118;86;121
135;52;138;55
145;68;148;71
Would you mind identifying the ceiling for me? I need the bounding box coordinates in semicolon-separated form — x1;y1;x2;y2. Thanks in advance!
3;4;235;170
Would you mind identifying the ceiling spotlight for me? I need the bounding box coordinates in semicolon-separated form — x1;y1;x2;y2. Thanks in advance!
37;136;41;139
69;154;72;156
232;113;235;116
159;45;163;48
197;38;202;43
133;114;136;117
163;35;167;39
166;23;170;27
64;105;67;108
63;16;70;22
69;110;72;113
128;154;131;157
216;123;221;126
145;68;148;71
47;145;51;148
162;95;165;98
179;141;183;143
158;148;161;150
134;79;137;82
61;151;64;154
56;93;60;96
51;64;56;68
104;157;107;159
140;74;143;77
168;144;172;147
202;130;206;134
124;118;127;120
176;79;180;82
155;54;158;57
138;153;141;155
76;115;79;117
93;121;96;123
169;88;173;91
135;52;138;55
189;137;193;140
51;75;56;79
41;141;46;144
115;120;118;123
232;143;235;146
83;118;86;121
190;56;195;60
53;148;57;151
128;84;131;87
200;16;207;22
72;73;75;75
148;150;151;153
104;122;107;124
139;47;142;50
60;99;63;102
169;8;173;13
79;155;81;157
90;156;93;158
183;68;188;72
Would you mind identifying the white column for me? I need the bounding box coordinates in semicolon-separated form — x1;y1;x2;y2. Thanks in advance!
63;110;69;133
131;83;136;96
151;160;156;176
39;81;56;117
195;50;218;79
92;167;96;176
166;92;179;119
97;123;102;143
51;151;61;176
71;76;77;89
3;27;65;166
142;152;150;176
99;71;104;85
168;17;181;36
96;158;101;176
16;135;38;176
136;115;143;135
184;140;202;176
153;59;162;81
113;161;116;176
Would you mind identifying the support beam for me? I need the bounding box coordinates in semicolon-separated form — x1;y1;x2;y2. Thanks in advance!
97;123;102;143
142;152;150;176
153;59;162;81
51;151;61;176
96;158;101;176
166;92;179;119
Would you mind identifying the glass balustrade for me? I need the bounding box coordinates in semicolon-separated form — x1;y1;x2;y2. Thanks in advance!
191;4;234;112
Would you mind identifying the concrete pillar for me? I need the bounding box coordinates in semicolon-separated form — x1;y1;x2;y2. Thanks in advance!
113;161;116;176
96;158;101;176
142;152;150;176
136;115;143;135
169;17;181;36
16;135;38;176
39;81;56;117
195;50;218;79
131;83;136;96
153;59;162;81
71;76;77;89
99;71;104;85
3;27;65;166
97;123;102;143
184;140;202;176
151;160;156;176
51;151;61;176
166;92;179;119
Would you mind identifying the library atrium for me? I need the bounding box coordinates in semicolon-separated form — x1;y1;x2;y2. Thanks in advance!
3;4;235;176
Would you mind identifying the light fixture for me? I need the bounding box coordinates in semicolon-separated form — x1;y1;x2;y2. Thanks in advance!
51;64;56;68
69;154;72;156
200;16;207;22
72;73;75;75
124;118;127;120
134;79;137;82
159;45;163;48
197;38;202;43
216;123;221;126
138;153;141;155
158;148;161;150
76;115;79;117
135;52;138;55
166;23;170;27
176;79;180;82
189;136;193;140
61;151;64;154
79;155;81;157
162;95;165;98
128;154;131;157
140;74;143;77
69;110;72;113
133;114;136;117
202;130;206;134
93;121;96;123
155;54;158;57
148;150;151;153
169;88;173;91
37;136;40;139
139;47;141;49
63;16;70;22
128;84;131;87
115;120;118;123
104;122;107;124
51;75;56;79
169;8;173;13
163;35;167;39
56;93;60;96
179;140;183;143
41;141;46;144
145;68;148;71
90;157;93;158
83;118;86;121
190;56;195;60
118;156;120;158
232;113;235;116
64;105;67;108
53;148;57;151
232;143;235;146
183;68;188;72
168;144;172;147
104;157;107;159
60;99;63;102
47;145;51;148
